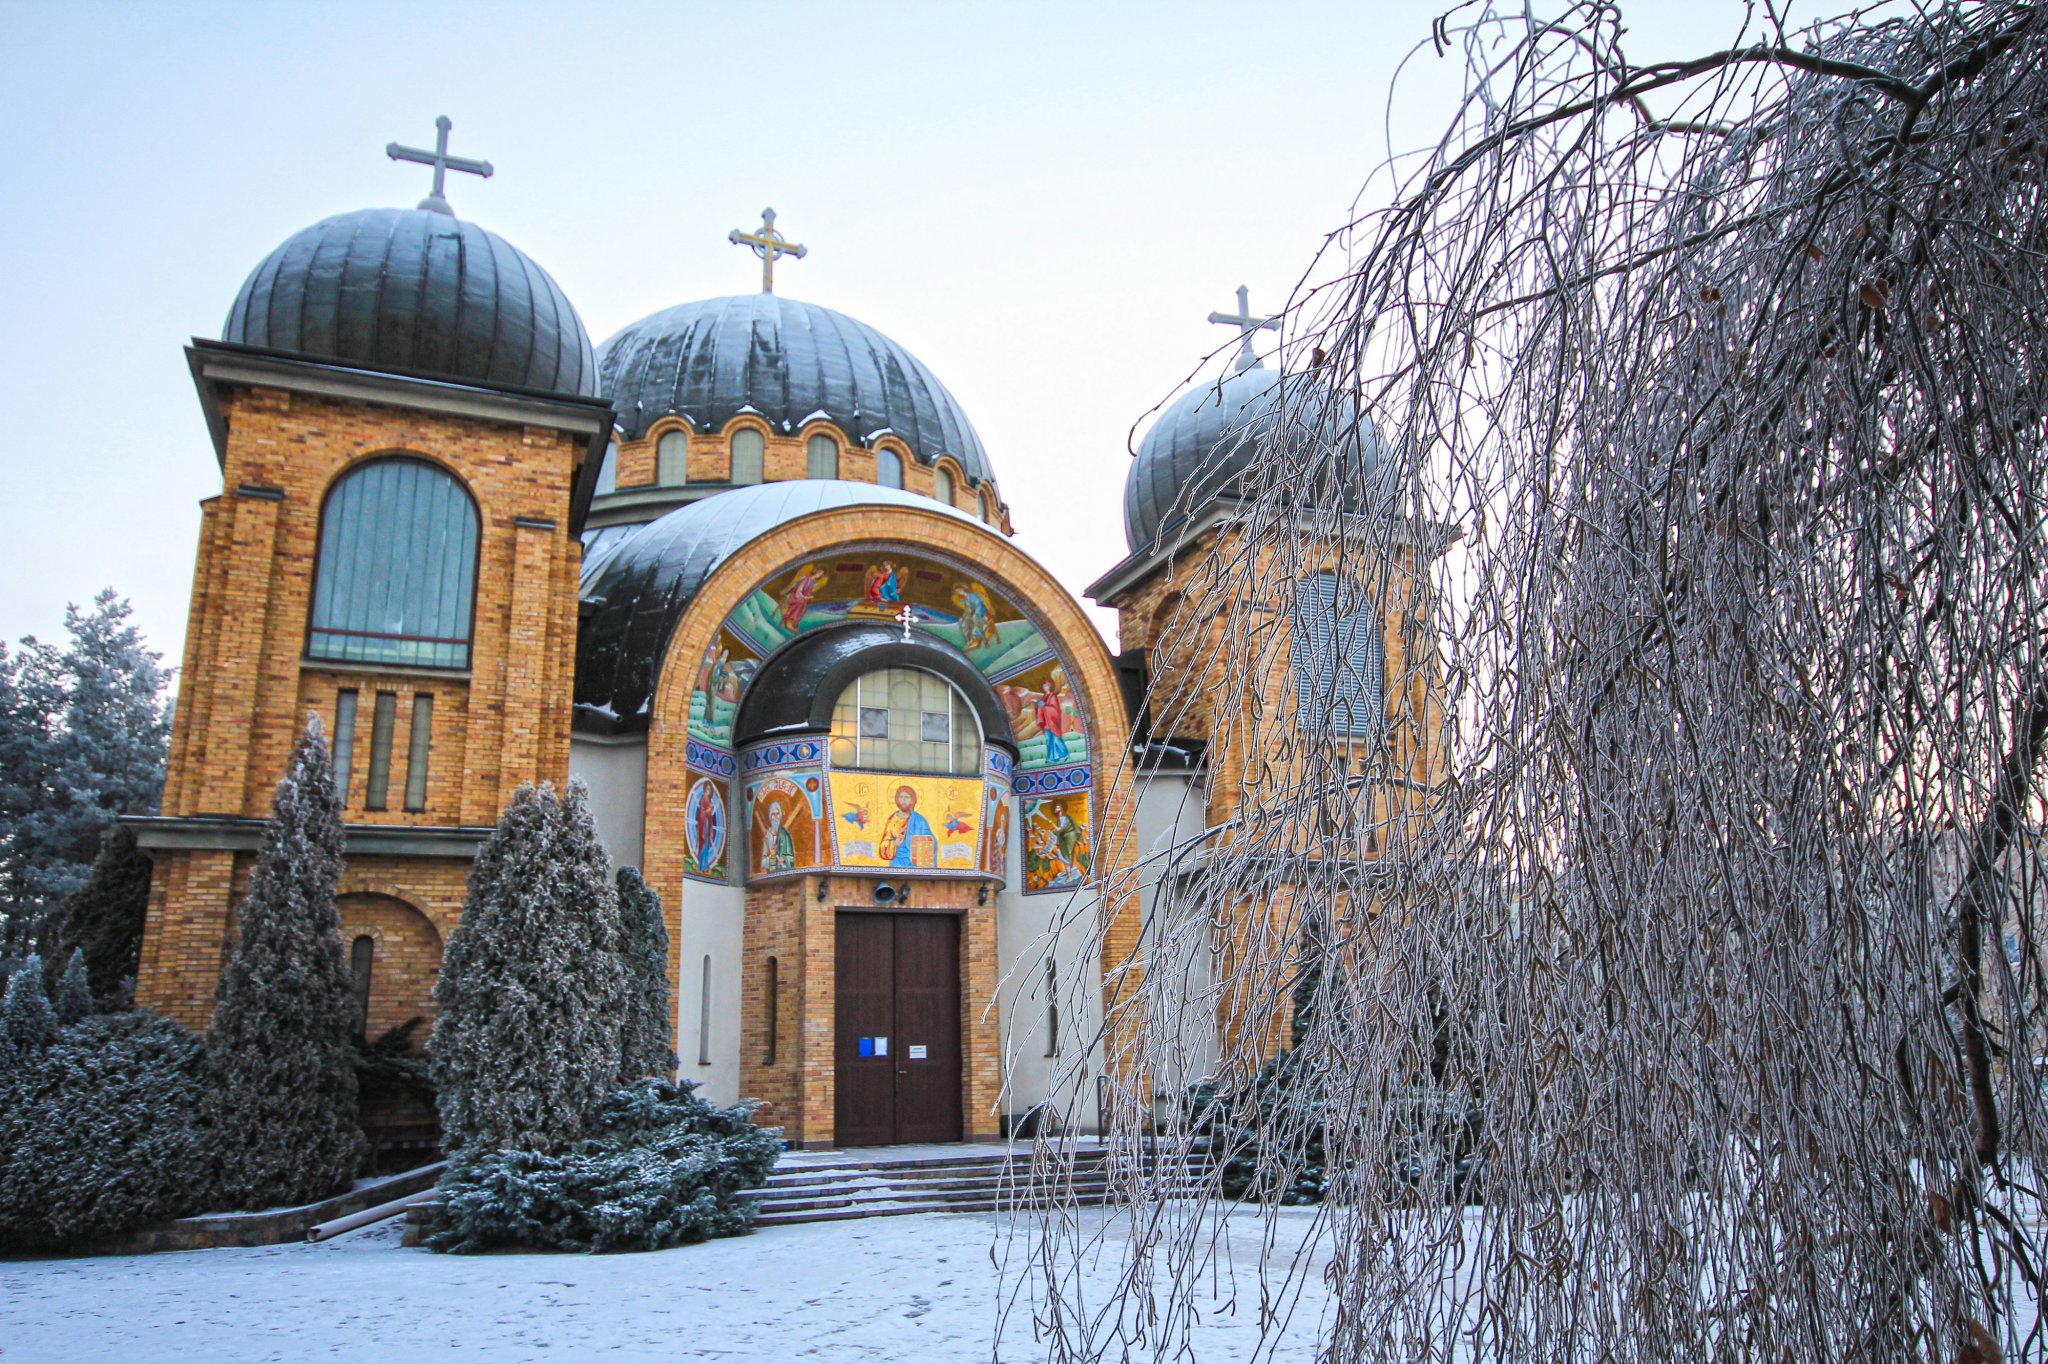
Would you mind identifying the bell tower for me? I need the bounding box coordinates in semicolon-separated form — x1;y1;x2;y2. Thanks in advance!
132;125;613;1031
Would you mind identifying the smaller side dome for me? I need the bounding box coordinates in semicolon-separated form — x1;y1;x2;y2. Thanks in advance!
1123;368;1384;552
223;207;597;397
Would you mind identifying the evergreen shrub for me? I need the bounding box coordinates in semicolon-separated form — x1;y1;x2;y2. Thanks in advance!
431;781;627;1156
428;1078;780;1254
207;717;364;1209
614;867;675;1082
0;1011;212;1250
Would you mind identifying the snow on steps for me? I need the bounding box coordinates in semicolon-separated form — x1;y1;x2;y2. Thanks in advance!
745;1142;1211;1228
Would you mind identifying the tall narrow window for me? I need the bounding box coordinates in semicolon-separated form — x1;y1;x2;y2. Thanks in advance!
806;433;839;479
981;488;998;525
657;429;689;485
350;935;374;1038
594;441;618;495
698;954;714;1065
934;468;954;506
764;956;780;1065
1044;958;1059;1057
309;457;479;669
403;694;434;812
365;691;398;810
332;690;358;805
876;449;903;489
730;429;765;485
1290;572;1385;734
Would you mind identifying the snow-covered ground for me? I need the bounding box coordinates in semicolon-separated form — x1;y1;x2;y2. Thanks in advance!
0;1206;1333;1363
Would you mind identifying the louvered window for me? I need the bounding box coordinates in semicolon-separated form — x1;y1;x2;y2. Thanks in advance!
1290;572;1384;734
309;458;478;669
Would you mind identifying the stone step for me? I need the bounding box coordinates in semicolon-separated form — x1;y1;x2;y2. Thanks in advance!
746;1175;1112;1212
751;1182;1212;1228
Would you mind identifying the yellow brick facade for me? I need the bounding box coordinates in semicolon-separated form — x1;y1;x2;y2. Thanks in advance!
138;373;590;1031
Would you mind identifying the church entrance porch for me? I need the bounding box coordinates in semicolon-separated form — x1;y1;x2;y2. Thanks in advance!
834;911;963;1146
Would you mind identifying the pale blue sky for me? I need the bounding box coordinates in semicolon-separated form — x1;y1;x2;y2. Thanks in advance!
0;1;1765;667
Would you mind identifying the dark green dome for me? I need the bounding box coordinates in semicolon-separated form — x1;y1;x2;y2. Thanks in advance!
223;207;597;397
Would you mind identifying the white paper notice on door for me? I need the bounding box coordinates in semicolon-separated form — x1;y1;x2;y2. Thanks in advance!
908;1044;928;1059
874;1037;889;1057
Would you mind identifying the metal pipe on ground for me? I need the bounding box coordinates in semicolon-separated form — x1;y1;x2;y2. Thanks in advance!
307;1162;447;1243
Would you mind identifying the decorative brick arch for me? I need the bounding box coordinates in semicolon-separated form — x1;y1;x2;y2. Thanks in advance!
335;891;444;1042
636;503;1143;1074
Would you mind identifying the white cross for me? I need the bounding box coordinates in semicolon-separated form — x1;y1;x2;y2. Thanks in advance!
896;604;918;641
386;116;493;216
1208;284;1281;373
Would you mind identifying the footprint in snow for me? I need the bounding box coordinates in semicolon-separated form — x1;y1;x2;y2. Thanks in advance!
904;1295;931;1320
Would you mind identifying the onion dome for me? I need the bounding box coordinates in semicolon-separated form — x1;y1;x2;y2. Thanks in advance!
222;207;597;397
576;481;984;734
596;294;992;483
1123;366;1384;552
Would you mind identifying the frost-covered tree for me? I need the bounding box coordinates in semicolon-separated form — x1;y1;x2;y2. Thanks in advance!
432;781;628;1155
615;866;675;1081
1;954;55;1064
59;825;152;1008
0;591;170;924
53;948;91;1025
208;716;363;1208
0;1011;213;1250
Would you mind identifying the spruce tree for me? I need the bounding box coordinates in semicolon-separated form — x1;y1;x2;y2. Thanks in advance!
0;592;169;914
2;954;56;1064
53;948;92;1024
615;866;676;1081
60;825;152;1008
208;716;364;1208
432;780;628;1155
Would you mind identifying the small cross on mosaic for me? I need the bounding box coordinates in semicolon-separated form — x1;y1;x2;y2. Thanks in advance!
895;604;918;641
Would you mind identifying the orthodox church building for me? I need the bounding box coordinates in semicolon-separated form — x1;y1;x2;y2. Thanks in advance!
130;125;1446;1148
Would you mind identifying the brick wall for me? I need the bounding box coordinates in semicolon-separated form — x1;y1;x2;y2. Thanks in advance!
608;416;1011;532
138;374;584;1027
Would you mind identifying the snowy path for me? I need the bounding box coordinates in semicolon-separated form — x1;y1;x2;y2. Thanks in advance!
0;1206;1333;1362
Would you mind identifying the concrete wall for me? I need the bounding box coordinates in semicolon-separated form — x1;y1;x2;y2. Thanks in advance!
676;876;746;1106
570;734;648;870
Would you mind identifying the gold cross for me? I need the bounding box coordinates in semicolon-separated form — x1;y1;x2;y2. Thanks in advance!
728;207;808;294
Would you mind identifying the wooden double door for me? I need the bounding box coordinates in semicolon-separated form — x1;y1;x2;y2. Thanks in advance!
834;912;963;1147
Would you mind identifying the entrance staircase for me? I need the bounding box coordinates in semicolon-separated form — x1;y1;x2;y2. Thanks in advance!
742;1140;1210;1227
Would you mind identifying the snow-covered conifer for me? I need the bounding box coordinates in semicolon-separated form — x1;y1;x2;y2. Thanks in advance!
432;780;628;1154
53;949;91;1025
207;716;363;1208
0;593;169;913
1;954;55;1063
615;866;675;1081
60;825;152;1007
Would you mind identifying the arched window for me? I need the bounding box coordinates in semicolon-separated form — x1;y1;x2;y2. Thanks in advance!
730;429;765;485
657;429;689;485
876;448;903;489
309;458;478;670
934;468;954;506
806;434;839;479
349;935;374;1038
594;441;618;495
1290;572;1384;734
829;666;981;775
981;488;998;525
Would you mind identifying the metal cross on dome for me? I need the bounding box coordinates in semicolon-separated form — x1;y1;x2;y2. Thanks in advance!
729;208;808;293
895;604;918;641
1208;285;1281;373
386;115;493;217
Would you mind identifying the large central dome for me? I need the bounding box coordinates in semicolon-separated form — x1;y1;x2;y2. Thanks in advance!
597;295;992;484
